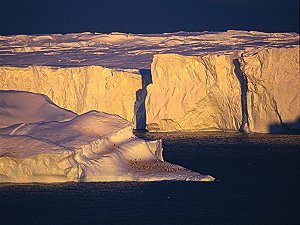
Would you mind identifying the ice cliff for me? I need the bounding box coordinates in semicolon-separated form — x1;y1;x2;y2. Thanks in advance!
146;53;243;131
241;47;300;133
0;91;214;183
146;46;299;133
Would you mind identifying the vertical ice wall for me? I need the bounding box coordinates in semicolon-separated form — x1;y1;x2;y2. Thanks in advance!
241;47;300;133
145;46;299;133
145;53;243;131
0;47;298;133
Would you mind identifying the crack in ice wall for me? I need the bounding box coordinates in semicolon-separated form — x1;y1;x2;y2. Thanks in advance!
233;59;249;132
134;69;152;130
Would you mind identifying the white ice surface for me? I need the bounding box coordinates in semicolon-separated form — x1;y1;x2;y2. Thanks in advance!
0;90;76;128
0;30;298;69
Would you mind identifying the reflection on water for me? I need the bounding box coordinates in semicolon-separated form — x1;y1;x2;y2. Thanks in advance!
1;132;300;225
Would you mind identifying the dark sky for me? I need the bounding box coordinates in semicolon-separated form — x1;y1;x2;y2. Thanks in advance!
0;0;299;35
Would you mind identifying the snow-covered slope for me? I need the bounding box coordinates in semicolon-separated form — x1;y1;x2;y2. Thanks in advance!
0;90;76;128
0;91;214;183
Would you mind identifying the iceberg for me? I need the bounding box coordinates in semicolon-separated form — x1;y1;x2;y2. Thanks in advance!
0;91;214;183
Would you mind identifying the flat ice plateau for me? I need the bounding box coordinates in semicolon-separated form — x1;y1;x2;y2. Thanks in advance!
0;91;214;183
0;30;298;69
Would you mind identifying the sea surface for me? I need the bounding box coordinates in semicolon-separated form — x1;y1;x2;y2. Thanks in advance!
0;132;299;225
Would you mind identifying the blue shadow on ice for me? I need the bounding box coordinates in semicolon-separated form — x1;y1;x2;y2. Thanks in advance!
269;116;300;134
134;69;152;130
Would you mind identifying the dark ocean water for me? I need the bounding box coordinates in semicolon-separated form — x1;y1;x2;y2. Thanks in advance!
0;132;299;225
